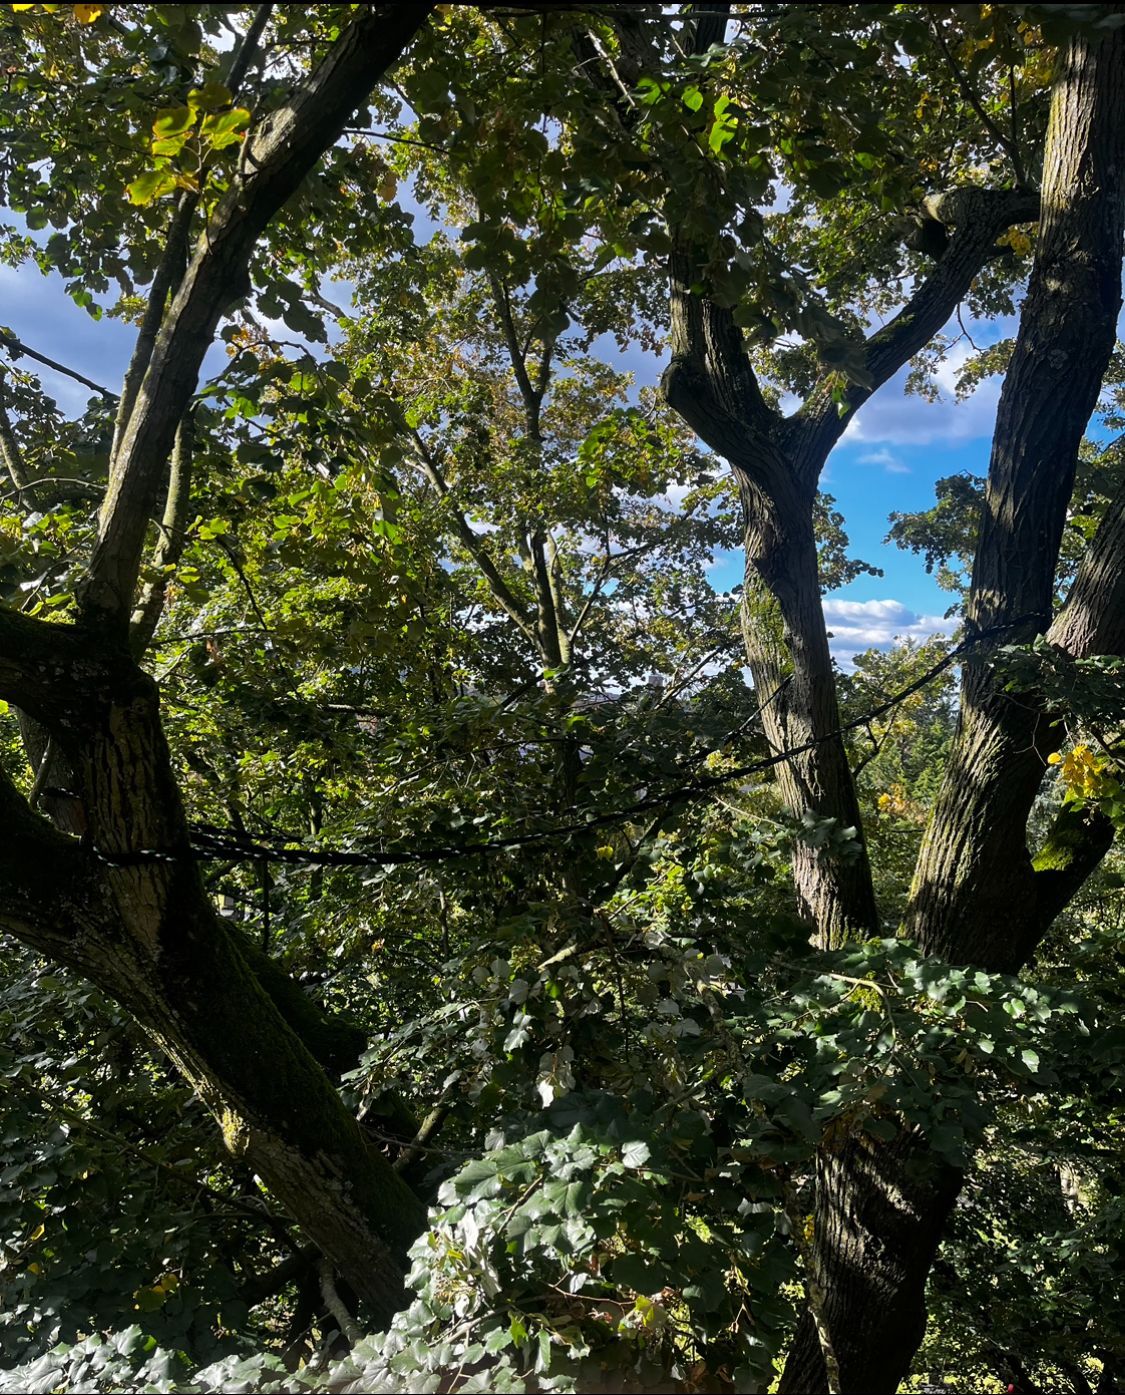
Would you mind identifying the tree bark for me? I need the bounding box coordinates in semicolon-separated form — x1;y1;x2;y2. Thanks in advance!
781;19;1125;1392
778;1132;961;1394
661;175;1037;949
0;3;436;1322
908;18;1125;970
0;609;425;1320
648;6;1125;1391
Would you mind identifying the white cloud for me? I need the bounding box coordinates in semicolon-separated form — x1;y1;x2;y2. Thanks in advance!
857;447;910;474
661;481;692;509
840;322;1019;448
822;597;950;667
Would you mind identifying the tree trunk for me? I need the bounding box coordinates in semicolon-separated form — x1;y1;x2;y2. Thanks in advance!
780;18;1125;1392
909;12;1125;965
738;471;880;945
778;1132;961;1394
0;4;437;1323
0;612;426;1320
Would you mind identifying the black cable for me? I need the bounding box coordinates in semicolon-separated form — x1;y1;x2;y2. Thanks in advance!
88;617;1026;871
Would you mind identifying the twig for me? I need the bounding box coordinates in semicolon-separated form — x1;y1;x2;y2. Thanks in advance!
930;18;1028;189
318;1256;362;1345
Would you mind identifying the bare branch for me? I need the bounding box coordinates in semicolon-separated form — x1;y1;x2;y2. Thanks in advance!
110;197;195;463
0;329;118;401
488;273;546;438
319;1258;362;1346
225;2;274;93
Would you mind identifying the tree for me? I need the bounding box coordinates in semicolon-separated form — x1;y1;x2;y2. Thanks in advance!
2;4;1125;1393
1;0;437;1322
559;6;1125;1389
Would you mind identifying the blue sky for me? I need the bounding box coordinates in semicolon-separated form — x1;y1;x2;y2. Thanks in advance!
606;321;1008;663
1;223;1006;666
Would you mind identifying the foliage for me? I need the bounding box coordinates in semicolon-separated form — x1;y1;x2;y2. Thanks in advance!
0;4;1123;1394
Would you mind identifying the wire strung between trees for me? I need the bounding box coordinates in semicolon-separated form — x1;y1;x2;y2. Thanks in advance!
88;617;1031;871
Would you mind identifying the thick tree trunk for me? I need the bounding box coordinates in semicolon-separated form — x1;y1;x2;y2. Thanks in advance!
778;1132;961;1394
909;14;1125;964
0;611;426;1320
780;19;1125;1393
664;255;883;947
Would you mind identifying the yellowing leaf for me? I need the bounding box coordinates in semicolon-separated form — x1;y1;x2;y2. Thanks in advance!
188;80;232;113
133;1271;180;1311
10;6;37;12
73;2;104;20
200;106;251;151
126;167;178;206
378;172;398;202
153;105;193;136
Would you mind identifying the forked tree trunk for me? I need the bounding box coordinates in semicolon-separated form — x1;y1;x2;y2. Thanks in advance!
778;18;1125;1392
638;4;1125;1390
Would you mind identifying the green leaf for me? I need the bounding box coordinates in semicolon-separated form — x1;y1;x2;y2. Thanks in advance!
200;107;251;152
621;1140;651;1169
126;167;178;206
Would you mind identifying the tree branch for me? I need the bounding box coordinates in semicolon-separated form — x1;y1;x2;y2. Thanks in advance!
224;1;274;93
130;411;196;657
0;606;128;724
0;379;30;492
787;188;1040;477
1049;487;1125;659
663;260;787;492
112;5;274;464
930;16;1029;189
489;273;546;439
0;329;118;401
410;431;538;646
319;1257;362;1345
110;197;195;464
82;2;435;634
